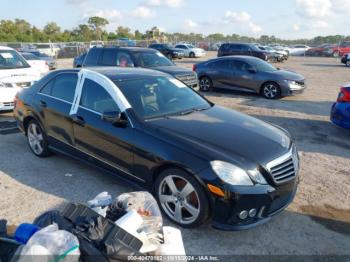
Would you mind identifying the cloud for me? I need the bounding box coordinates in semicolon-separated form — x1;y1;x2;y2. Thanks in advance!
131;6;155;18
248;22;262;33
296;0;332;18
312;20;330;29
89;9;123;22
293;24;300;31
66;0;88;5
225;11;251;23
185;19;198;28
147;0;183;8
225;11;262;34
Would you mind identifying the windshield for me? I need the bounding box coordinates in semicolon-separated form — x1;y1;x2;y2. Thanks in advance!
22;53;38;60
252;59;277;72
0;50;30;69
116;76;211;119
135;52;174;67
187;44;195;48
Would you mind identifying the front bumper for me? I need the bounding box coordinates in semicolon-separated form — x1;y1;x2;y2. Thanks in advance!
197;165;299;231
331;102;350;129
0;102;15;111
281;82;306;96
211;179;298;231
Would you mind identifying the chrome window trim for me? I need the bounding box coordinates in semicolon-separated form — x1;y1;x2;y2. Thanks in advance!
38;93;72;105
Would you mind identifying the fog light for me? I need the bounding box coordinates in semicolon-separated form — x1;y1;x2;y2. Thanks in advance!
249;209;257;218
238;210;248;220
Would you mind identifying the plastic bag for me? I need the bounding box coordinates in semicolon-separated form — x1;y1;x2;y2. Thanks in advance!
87;192;112;217
19;224;80;261
113;192;163;244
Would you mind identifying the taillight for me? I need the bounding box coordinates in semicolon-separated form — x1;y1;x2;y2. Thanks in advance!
337;87;350;102
192;64;197;71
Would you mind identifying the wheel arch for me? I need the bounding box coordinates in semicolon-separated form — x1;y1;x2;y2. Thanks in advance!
151;162;214;214
23;114;44;135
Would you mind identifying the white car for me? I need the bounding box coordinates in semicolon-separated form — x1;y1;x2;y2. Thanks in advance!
33;43;60;57
0;46;41;111
289;45;310;56
174;44;206;58
89;41;104;49
21;52;49;76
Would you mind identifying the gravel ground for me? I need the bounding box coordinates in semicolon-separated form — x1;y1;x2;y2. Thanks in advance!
0;53;349;256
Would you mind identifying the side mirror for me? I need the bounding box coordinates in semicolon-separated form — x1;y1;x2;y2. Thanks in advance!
102;111;128;127
247;67;257;74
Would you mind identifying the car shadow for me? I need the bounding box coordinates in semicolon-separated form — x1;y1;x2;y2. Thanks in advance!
302;63;345;68
202;89;334;117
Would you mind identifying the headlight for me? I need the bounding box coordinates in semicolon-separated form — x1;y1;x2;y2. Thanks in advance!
248;169;267;185
210;161;253;186
285;80;297;85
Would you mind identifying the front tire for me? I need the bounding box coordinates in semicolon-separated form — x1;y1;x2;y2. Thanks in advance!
199;76;213;92
155;168;209;228
261;82;281;99
346;60;350;67
26;120;50;157
189;52;195;58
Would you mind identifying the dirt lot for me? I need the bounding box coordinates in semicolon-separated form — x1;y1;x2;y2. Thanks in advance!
0;52;349;256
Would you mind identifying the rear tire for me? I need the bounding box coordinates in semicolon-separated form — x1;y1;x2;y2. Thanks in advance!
154;168;210;228
199;76;213;92
261;82;281;99
26;120;51;157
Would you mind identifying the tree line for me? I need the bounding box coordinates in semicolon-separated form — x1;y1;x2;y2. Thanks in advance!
0;17;349;45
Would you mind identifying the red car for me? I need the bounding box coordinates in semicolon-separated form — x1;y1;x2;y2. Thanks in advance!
324;41;350;57
305;44;335;56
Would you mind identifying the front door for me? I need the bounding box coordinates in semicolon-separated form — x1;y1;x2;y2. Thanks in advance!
72;76;135;178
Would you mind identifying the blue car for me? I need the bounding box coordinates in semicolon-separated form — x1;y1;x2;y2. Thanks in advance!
331;84;350;129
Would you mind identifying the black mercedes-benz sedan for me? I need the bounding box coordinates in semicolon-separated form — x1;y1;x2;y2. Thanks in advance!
14;67;299;230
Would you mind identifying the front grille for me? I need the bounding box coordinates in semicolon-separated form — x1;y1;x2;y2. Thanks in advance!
16;82;31;88
3;102;14;107
295;80;305;87
266;148;298;184
176;73;198;86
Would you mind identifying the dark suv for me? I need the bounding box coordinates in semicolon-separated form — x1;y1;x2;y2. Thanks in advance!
218;43;274;61
148;44;184;60
83;47;197;88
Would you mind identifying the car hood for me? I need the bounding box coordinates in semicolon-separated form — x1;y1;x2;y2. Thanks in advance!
267;69;304;81
148;105;291;168
151;65;193;76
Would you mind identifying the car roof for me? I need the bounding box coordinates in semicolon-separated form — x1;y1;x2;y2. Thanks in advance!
0;46;15;51
93;46;158;53
209;55;262;63
53;67;170;82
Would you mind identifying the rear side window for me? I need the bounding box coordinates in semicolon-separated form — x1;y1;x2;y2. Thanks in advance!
230;44;241;51
80;79;119;113
84;49;102;66
40;73;77;102
210;59;232;69
100;50;134;67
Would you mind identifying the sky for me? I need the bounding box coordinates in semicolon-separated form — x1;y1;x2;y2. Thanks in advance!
1;0;349;39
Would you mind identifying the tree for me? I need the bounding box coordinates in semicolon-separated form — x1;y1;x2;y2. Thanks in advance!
116;26;131;39
88;16;109;40
43;22;61;36
134;30;143;40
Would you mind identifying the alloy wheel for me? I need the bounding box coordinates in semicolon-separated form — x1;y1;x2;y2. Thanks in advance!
158;175;200;225
199;77;211;91
263;84;279;99
27;122;44;155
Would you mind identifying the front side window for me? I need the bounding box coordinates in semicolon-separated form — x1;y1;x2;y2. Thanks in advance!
116;76;211;119
0;50;30;69
40;73;77;102
80;79;119;113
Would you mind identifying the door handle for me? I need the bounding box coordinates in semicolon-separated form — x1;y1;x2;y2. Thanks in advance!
39;100;47;108
71;115;85;126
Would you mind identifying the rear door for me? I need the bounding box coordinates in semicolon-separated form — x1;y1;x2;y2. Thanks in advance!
71;75;136;179
37;72;78;146
208;59;236;88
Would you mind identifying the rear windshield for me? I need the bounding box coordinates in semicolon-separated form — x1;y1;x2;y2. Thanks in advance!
0;50;30;69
